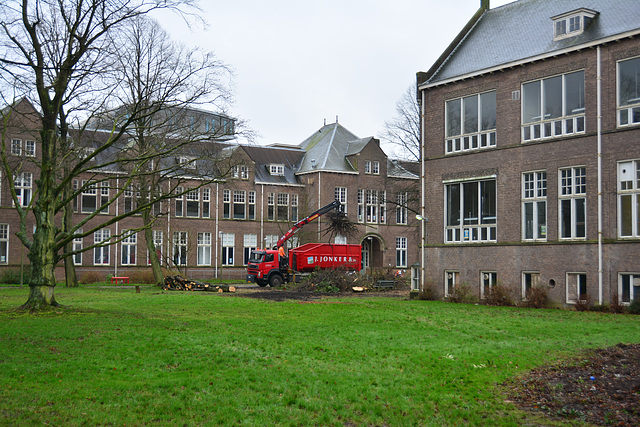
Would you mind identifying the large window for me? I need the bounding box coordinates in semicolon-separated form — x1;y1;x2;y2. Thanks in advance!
522;171;547;241
175;186;184;217
335;187;347;212
291;194;298;222
148;231;163;266
445;91;496;153
14;172;32;207
277;193;289;221
445;179;496;243
186;189;200;217
173;231;188;266
0;224;8;264
221;233;234;265
233;190;246;219
197;232;211;266
202;188;210;218
396;237;407;268
618;160;640;237
243;234;257;265
248;191;256;220
396;192;408;225
267;192;275;221
121;231;137;265
73;232;82;265
559;167;586;239
94;229;110;265
522;71;585;141
618;56;640;127
223;189;230;219
619;273;640;305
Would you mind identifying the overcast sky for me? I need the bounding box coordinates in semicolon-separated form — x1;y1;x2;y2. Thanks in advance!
154;0;514;152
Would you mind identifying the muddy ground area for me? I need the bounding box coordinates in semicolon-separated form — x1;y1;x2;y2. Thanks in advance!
235;287;639;426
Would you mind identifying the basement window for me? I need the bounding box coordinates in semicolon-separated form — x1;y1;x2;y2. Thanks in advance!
552;8;598;41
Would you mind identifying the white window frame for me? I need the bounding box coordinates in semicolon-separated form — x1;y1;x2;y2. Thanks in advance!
522;71;585;142
618;273;640;305
445;90;497;154
267;192;275;221
395;237;407;268
269;164;284;176
357;189;364;223
291;194;298;222
445;178;497;243
618;160;640;238
73;231;82;266
396;192;408;225
178;156;196;169
221;232;234;266
197;232;211;266
233;190;246;220
173;231;188;266
566;272;588;304
277;193;288;222
372;161;380;175
14;172;33;207
223;189;230;219
148;230;163;266
25;140;36;157
94;229;111;265
11;139;22;156
186;188;200;218
0;224;8;264
559;166;586;240
445;271;459;297
335;187;347;213
121;230;137;265
617;56;640;127
364;160;371;174
241;166;249;180
248;191;256;220
243;233;257;265
175;186;184;217
481;271;497;299
522;171;547;241
202;188;210;218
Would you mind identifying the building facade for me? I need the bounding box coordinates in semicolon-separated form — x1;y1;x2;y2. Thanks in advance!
0;100;419;282
418;0;640;306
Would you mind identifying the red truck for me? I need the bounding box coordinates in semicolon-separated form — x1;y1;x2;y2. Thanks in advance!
246;200;362;287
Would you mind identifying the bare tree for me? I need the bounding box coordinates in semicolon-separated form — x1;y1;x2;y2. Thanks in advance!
382;83;421;162
0;0;212;310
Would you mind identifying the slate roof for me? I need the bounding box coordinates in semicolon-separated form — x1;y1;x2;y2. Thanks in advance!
242;145;305;185
297;122;361;173
422;0;640;87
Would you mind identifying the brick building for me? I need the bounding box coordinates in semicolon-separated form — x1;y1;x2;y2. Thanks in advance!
417;0;640;305
1;99;418;282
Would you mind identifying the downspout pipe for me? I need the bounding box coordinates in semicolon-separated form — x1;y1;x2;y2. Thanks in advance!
420;88;426;293
597;46;603;305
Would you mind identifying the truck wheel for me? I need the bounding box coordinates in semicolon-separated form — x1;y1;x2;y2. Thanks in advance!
269;274;283;288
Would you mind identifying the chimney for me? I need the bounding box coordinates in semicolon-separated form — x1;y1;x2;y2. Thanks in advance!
481;0;490;10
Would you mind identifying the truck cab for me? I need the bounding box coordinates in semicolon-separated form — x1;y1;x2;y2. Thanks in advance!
246;249;286;287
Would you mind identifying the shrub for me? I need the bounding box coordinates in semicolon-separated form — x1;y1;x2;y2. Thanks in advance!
128;270;156;284
574;294;592;312
520;286;549;309
79;271;106;285
416;281;438;301
0;268;30;285
446;283;474;304
481;284;514;307
628;298;640;315
610;293;625;314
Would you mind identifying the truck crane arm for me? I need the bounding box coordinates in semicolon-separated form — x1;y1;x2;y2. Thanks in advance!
275;199;341;248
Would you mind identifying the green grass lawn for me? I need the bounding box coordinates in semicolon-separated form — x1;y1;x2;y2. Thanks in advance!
0;286;638;426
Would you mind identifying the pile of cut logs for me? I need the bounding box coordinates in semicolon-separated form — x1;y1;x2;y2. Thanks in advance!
163;276;236;293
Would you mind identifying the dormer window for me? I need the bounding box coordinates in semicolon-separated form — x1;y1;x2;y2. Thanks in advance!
269;164;284;176
177;156;196;169
552;8;597;41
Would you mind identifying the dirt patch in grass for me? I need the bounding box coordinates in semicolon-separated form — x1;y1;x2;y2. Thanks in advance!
507;343;640;426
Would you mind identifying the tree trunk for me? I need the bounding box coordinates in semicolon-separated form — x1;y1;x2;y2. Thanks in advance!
143;210;164;285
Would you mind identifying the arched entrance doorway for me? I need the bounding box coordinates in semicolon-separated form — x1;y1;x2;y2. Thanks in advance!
361;234;384;274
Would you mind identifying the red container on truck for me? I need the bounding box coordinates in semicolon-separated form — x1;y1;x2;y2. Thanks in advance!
245;200;362;287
